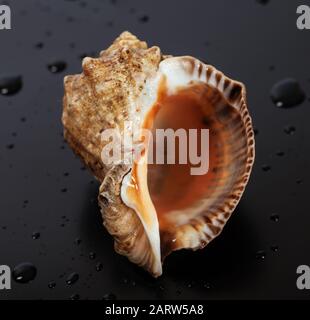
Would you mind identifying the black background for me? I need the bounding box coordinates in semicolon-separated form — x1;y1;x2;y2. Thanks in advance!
0;0;310;300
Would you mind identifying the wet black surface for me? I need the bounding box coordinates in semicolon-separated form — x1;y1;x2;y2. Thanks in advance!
0;0;310;300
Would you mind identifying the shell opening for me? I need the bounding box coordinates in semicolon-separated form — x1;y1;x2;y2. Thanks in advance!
121;56;252;276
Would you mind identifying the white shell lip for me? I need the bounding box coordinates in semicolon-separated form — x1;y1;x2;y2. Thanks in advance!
121;165;162;277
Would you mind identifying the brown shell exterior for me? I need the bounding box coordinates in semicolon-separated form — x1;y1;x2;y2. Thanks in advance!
63;32;164;276
63;32;162;181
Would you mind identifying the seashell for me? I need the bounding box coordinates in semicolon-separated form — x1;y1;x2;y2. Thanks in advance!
62;31;255;277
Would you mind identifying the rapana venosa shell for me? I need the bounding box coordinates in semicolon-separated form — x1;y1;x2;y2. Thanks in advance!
62;31;255;277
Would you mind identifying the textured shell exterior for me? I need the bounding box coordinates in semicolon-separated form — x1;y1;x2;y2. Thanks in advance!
62;32;255;277
63;32;164;276
63;32;162;181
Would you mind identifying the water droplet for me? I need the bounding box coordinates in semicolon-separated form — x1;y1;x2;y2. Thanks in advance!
48;281;56;289
70;293;80;300
256;0;269;5
204;41;211;47
271;78;305;108
262;165;271;172
0;75;23;95
47;61;67;73
45;30;53;37
32;232;40;240
66;272;79;285
106;20;114;27
61;188;67;193
296;179;303;185
35;42;44;49
63;172;69;177
103;293;116;300
270;214;279;222
270;245;279;252
139;15;149;23
66;16;75;23
284;125;296;135
74;238;81;245
89;252;96;260
276;151;285;157
12;262;37;283
203;282;211;289
95;262;103;271
6;144;14;150
255;250;266;260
